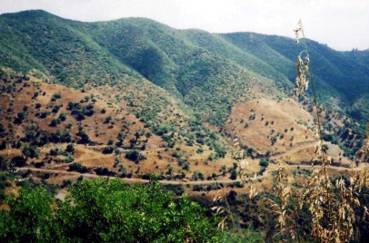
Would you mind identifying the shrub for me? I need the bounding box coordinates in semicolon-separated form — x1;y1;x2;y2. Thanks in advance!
77;127;90;144
125;150;145;163
51;92;61;101
21;144;39;159
177;159;190;170
49;118;59;127
230;168;237;180
259;158;269;168
65;144;74;153
51;105;60;113
102;146;114;154
49;130;72;143
14;111;26;124
104;116;112;124
68;102;93;121
68;163;88;173
49;148;61;156
94;167;114;176
192;171;204;181
36;111;48;119
58;112;67;122
0;180;223;242
11;156;26;167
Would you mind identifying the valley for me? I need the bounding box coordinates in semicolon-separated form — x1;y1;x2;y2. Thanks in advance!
1;9;369;242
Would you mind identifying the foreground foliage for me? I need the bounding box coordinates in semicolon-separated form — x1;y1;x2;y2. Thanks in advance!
0;179;223;242
233;167;369;243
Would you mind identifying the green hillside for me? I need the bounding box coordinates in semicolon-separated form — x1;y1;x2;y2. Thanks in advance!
0;10;279;126
222;32;369;117
0;10;369;124
82;18;282;125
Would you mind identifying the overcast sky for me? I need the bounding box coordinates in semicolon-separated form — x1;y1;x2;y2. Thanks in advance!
1;0;368;51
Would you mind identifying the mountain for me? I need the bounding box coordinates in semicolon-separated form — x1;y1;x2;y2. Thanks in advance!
0;10;275;127
222;33;369;116
0;10;367;171
2;10;369;243
1;10;369;125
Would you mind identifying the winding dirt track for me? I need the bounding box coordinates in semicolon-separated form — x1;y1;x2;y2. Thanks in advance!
270;140;318;159
15;167;243;186
16;162;363;187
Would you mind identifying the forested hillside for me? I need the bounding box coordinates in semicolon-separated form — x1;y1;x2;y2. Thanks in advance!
1;10;368;126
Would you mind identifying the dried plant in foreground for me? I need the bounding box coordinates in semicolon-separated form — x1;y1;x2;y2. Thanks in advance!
258;167;300;241
301;169;359;243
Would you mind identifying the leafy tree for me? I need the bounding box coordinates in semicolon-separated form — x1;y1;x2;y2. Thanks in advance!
51;92;61;101
230;169;238;180
14;111;26;125
0;187;54;242
21;143;39;159
259;158;269;168
77;127;90;144
11;156;26;167
125;150;145;163
65;143;74;154
68;163;88;173
0;179;223;242
102;146;114;154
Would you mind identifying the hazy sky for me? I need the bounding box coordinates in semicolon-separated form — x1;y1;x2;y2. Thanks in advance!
1;0;368;51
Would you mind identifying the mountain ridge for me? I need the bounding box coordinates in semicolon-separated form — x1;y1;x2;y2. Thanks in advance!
1;10;368;127
0;9;367;199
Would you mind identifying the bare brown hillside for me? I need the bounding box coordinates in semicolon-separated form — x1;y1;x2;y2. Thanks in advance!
224;98;352;166
0;74;238;184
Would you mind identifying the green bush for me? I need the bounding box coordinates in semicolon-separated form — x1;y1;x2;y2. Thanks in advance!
0;179;223;242
259;159;269;168
125;150;145;163
51;92;61;101
21;144;39;159
68;163;88;173
65;144;74;153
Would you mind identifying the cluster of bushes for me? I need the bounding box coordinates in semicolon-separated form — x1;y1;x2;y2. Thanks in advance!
125;149;145;163
21;143;40;159
51;92;61;102
67;102;94;121
229;168;238;180
76;126;90;144
49;112;67;127
0;179;223;242
152;123;176;147
49;144;74;157
14;111;27;125
21;124;72;146
68;163;88;173
94;167;115;176
177;158;190;171
192;171;204;181
188;121;227;159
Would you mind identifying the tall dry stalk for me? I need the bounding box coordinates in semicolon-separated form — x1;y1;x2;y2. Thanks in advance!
260;167;299;241
301;172;358;242
261;20;368;242
215;20;369;243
